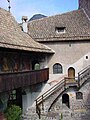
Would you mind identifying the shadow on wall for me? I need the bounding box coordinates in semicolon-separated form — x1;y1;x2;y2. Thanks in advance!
69;52;90;76
22;81;48;112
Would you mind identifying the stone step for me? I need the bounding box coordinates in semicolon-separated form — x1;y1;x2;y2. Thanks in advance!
22;107;38;120
22;107;90;120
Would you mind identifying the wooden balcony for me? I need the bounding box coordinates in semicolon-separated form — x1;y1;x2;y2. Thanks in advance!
0;68;49;93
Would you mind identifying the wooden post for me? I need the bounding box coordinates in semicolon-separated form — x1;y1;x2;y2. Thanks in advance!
36;100;41;119
42;95;44;110
36;100;38;113
39;108;41;119
78;73;80;88
64;78;66;90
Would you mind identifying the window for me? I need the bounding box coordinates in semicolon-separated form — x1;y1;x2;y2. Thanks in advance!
34;63;40;70
55;27;66;33
76;92;83;99
86;56;88;59
32;60;39;70
53;63;63;74
9;90;16;100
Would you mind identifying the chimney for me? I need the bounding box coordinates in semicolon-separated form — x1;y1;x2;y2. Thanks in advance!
22;16;28;33
79;0;90;18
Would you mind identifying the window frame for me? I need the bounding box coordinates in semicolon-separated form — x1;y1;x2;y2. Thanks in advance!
53;63;63;74
9;90;17;101
55;27;66;34
76;92;83;100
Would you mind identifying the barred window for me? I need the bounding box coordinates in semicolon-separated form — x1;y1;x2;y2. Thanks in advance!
9;90;16;100
76;92;83;99
53;63;63;74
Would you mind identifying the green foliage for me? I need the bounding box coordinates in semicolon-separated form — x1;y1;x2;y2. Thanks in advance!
4;105;22;120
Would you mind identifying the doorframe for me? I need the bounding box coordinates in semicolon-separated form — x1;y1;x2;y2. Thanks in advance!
62;93;70;108
68;67;75;78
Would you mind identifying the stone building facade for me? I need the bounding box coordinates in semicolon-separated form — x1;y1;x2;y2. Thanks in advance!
50;80;90;120
18;0;90;119
28;0;90;83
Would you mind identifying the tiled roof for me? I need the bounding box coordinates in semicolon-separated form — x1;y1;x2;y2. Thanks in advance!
28;9;90;42
0;8;54;53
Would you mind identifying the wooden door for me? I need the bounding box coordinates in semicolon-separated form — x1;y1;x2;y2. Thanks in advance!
68;67;75;82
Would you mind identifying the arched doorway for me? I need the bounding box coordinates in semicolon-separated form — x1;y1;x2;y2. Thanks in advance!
68;67;75;78
68;67;75;83
62;93;70;108
32;60;40;70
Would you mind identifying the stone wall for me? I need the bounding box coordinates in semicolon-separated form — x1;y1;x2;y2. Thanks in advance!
72;82;90;119
44;41;90;74
64;81;90;120
49;79;90;120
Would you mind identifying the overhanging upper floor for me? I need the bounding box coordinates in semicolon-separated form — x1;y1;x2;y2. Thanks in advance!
0;68;49;93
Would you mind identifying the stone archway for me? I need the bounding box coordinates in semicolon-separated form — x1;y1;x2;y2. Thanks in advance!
62;93;70;108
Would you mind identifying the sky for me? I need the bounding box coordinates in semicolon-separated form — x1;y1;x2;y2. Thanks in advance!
1;0;78;22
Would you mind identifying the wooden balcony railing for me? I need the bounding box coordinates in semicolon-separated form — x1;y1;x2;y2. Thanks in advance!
36;65;90;119
78;65;90;87
0;68;49;93
36;77;78;118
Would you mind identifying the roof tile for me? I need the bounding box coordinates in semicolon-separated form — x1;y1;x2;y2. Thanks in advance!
28;9;90;41
0;8;53;53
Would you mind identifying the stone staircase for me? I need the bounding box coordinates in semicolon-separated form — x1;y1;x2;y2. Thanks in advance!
22;104;76;120
22;65;90;120
22;107;39;120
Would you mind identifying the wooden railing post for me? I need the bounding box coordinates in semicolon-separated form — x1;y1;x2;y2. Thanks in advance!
78;73;80;88
42;95;44;111
36;100;38;113
64;78;66;90
36;100;41;119
78;65;90;88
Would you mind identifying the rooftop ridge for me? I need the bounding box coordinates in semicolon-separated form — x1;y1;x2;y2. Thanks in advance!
29;9;82;23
